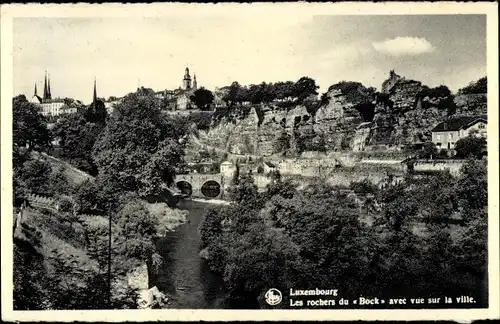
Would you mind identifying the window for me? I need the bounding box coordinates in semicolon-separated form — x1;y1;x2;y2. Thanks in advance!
478;124;485;129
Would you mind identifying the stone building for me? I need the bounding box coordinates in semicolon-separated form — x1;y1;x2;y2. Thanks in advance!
169;67;199;110
31;71;67;116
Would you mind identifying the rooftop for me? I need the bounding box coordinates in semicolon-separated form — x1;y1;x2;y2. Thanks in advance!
431;115;487;132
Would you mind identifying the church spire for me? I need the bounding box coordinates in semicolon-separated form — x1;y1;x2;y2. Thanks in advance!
34;82;38;96
193;74;197;90
93;77;97;106
43;70;48;100
47;73;52;99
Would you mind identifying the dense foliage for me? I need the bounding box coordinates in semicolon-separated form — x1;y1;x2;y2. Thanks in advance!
52;113;104;175
454;135;487;159
13;95;51;151
13;88;185;310
458;77;487;95
219;77;319;110
199;160;488;308
93;91;185;196
417;85;452;99
190;88;215;111
12;70;489;310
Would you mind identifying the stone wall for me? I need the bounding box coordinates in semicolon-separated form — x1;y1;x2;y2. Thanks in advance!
412;159;467;176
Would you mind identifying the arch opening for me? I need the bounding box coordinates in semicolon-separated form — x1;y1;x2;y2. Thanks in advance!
176;180;193;196
201;180;221;198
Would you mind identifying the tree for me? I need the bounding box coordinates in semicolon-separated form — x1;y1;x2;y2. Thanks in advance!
432;85;452;98
18;158;53;196
13;95;51;151
265;170;296;199
437;95;458;116
294;77;319;103
52;114;104;174
113;200;159;262
73;179;100;214
85;99;108;125
454;135;486;159
456;159;487;219
190;88;215;111
458;77;487;95
222;82;242;108
93;90;185;197
258;82;275;104
417;142;438;159
199;206;224;248
246;84;263;104
227;171;260;206
274;81;296;101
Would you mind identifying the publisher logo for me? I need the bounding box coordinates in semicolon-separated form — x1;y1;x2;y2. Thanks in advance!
265;288;282;306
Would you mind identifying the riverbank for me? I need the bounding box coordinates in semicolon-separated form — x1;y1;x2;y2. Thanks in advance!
151;199;228;308
189;197;231;205
145;201;189;233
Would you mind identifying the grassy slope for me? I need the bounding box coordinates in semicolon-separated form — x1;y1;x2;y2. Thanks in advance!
32;151;93;186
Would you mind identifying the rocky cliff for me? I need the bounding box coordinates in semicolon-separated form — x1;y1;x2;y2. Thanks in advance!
190;73;487;157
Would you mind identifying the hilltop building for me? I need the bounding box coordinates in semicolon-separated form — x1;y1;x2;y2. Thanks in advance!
431;115;487;150
30;71;66;116
157;67;200;111
173;67;198;110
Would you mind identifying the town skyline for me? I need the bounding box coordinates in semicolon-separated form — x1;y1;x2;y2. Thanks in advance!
14;14;486;104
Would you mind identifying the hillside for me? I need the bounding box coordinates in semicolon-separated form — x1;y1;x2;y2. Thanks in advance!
32;151;94;186
188;72;487;157
14;149;187;309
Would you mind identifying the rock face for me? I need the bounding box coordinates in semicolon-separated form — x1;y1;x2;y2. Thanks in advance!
192;72;487;156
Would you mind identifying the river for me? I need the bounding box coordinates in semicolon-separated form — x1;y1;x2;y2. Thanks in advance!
150;199;228;308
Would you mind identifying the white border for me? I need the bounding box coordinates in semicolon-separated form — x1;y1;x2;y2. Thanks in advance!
1;2;499;322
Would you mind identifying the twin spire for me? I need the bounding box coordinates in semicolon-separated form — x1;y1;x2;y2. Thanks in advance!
41;70;52;100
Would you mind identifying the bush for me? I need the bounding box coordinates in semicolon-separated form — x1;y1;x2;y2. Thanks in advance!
18;158;53;196
73;179;100;214
58;195;76;214
455;135;486;159
350;179;378;195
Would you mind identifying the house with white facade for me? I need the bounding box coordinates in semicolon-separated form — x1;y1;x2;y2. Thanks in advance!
431;115;487;150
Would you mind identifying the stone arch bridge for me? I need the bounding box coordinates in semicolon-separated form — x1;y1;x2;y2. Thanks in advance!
175;173;226;199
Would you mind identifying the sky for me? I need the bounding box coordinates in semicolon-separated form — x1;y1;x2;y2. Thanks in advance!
13;14;486;104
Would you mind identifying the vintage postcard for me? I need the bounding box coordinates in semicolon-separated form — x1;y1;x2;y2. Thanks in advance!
1;2;499;322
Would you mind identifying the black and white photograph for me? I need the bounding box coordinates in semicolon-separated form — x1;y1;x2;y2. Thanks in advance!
1;2;498;321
